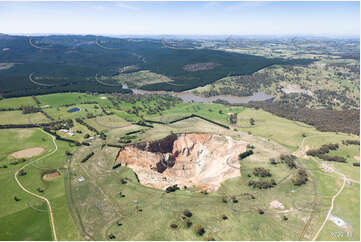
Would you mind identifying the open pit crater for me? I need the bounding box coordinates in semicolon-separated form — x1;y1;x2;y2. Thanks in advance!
116;133;248;192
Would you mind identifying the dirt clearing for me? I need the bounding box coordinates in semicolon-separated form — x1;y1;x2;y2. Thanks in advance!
43;172;60;181
10;147;45;158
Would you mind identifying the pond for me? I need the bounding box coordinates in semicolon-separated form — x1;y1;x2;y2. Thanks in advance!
68;107;80;113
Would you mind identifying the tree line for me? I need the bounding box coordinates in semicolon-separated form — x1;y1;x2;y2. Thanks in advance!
306;143;346;163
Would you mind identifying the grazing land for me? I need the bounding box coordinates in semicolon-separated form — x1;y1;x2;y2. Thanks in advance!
0;36;359;241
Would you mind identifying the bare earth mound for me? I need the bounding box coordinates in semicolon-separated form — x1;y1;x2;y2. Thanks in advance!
116;133;247;191
10;147;45;159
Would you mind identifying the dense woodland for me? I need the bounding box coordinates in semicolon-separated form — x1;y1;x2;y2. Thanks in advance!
0;35;313;97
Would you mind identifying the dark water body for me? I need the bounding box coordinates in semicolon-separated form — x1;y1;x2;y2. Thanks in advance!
68;107;80;113
128;84;273;104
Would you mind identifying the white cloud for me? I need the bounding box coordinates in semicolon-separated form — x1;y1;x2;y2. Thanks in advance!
114;2;139;11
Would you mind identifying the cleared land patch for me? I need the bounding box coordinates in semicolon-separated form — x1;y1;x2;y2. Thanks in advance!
111;70;174;88
183;62;220;72
10;147;45;159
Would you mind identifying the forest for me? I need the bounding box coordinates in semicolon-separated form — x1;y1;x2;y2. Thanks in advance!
0;35;314;97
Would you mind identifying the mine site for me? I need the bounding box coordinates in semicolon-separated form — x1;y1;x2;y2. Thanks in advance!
0;1;359;241
117;133;247;191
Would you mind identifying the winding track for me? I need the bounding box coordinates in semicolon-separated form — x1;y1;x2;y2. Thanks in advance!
14;128;58;241
311;166;347;241
294;134;350;241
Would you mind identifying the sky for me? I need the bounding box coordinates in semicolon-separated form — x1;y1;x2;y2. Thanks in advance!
0;1;359;36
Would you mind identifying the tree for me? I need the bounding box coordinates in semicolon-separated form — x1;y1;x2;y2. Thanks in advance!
221;214;228;220
170;224;178;229
183;209;192;217
18;169;27;176
194;224;205;236
229;113;237;124
250;118;255;126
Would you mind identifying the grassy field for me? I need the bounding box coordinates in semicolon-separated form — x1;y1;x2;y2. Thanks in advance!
66;108;359;240
0;92;358;241
0;111;49;125
234;108;359;151
0;96;37;109
145;102;245;125
85;115;133;133
0;128;82;241
36;93;113;108
45;104;104;120
112;70;174;88
316;183;360;241
67;137;311;240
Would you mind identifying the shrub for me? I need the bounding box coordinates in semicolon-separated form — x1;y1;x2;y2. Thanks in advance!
239;150;253;160
343;140;360;145
194;224;205;236
183;218;192;228
253;167;272;177
221;214;228;220
250;118;255;125
292;169;308;186
248;179;276;189
170;224;178;229
183;210;192;217
166;184;180;193
270;158;278;165
279;154;297;168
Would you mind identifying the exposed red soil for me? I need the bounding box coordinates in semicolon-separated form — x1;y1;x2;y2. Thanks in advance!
116;133;247;192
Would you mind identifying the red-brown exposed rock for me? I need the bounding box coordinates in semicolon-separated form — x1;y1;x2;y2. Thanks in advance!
116;133;247;192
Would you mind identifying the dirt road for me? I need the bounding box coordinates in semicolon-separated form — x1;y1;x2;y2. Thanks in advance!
14;129;58;241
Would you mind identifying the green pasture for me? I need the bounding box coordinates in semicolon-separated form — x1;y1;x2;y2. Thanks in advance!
0;111;49;125
0;96;37;109
36;93;113;108
0;128;81;241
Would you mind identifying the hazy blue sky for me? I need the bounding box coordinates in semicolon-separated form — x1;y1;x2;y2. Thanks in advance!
0;1;359;36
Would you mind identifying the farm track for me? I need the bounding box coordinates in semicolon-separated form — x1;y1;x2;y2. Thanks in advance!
65;156;95;240
14;128;58;241
294;133;351;241
28;73;56;87
311;167;346;241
